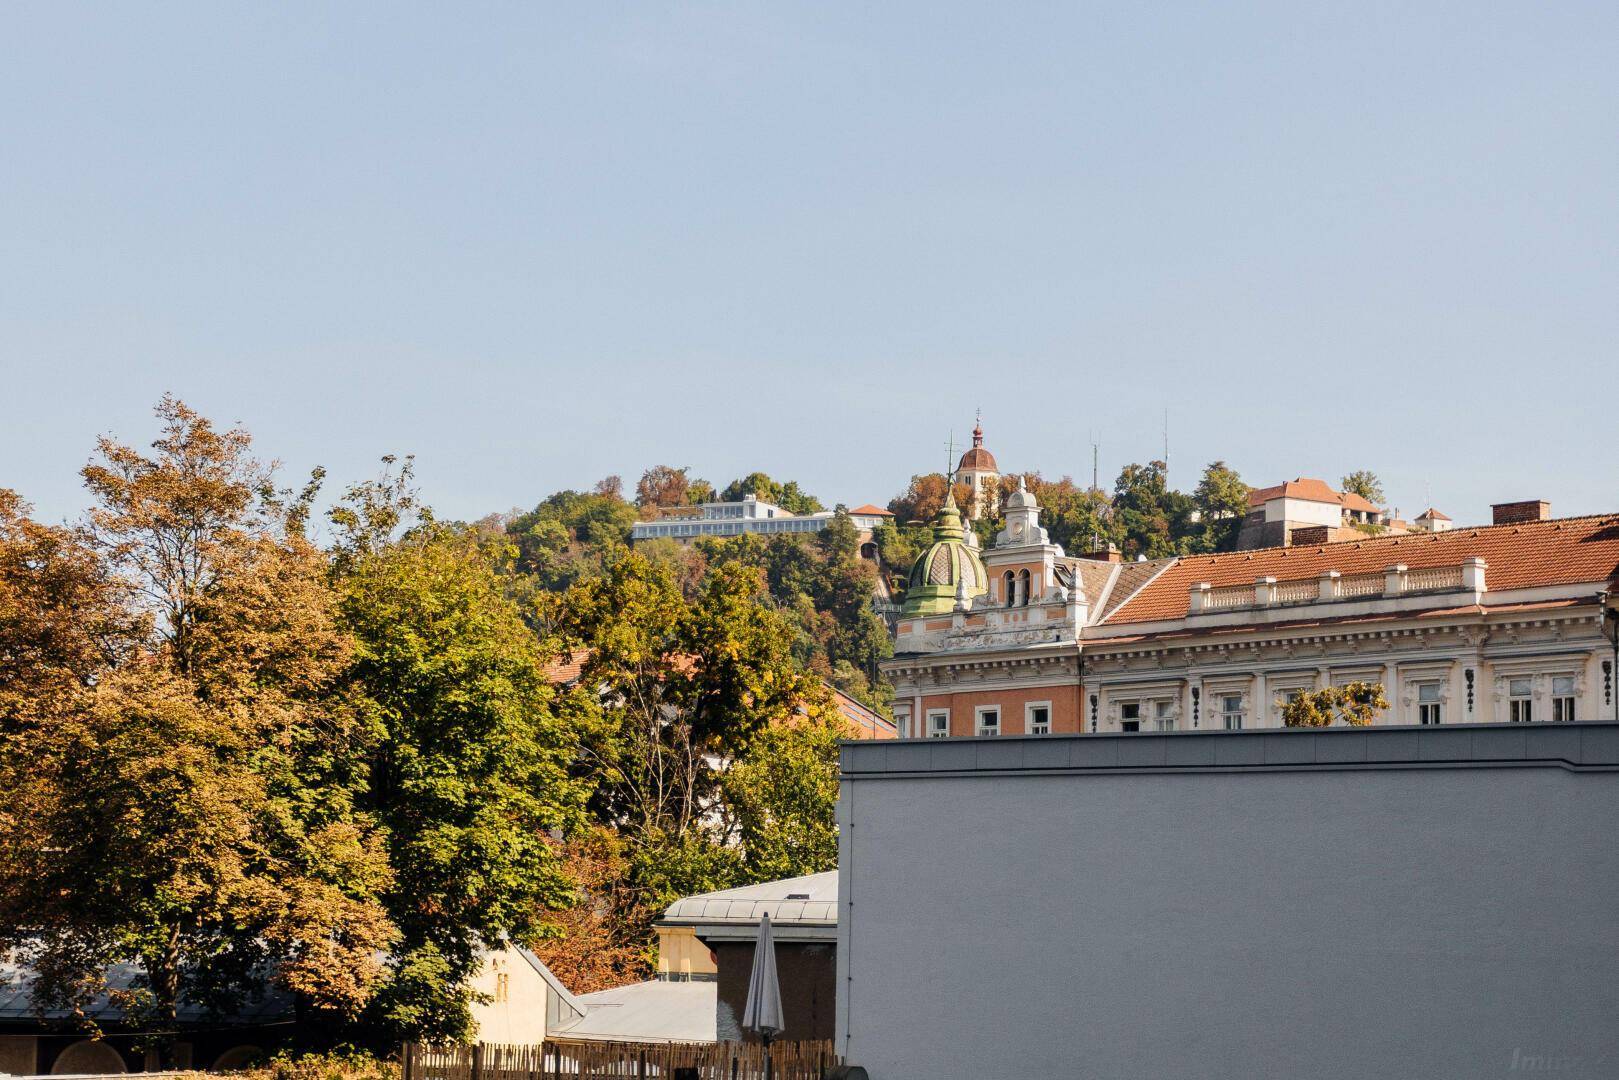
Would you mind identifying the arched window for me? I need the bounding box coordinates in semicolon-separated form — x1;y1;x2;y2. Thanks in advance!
52;1041;126;1075
1018;569;1031;606
1003;570;1016;607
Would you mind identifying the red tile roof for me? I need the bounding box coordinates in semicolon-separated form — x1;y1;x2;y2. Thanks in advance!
957;447;997;472
849;504;895;517
1105;514;1619;625
832;688;898;739
542;650;589;686
1417;507;1451;521
1247;477;1380;514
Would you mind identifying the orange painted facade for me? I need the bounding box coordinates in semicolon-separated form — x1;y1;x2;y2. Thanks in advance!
917;683;1084;736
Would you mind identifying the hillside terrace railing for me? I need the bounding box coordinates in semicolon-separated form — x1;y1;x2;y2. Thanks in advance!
1188;558;1486;616
403;1039;841;1080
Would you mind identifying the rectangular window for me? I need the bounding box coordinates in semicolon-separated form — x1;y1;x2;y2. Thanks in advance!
975;708;1000;737
1120;702;1140;733
1552;676;1576;723
1221;694;1244;731
1154;700;1175;732
927;710;950;738
1508;678;1533;723
1026;704;1051;735
1417;682;1442;725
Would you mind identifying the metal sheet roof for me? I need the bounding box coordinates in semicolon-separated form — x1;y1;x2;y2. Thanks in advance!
0;957;293;1027
658;872;837;933
559;979;716;1044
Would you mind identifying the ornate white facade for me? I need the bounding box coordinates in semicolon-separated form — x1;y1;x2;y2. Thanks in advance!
886;495;1619;738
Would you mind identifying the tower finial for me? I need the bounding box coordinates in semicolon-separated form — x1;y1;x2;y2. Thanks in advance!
972;410;984;448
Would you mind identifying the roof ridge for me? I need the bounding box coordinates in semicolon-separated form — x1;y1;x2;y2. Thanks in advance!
1101;510;1619;626
1099;556;1180;624
1214;511;1619;560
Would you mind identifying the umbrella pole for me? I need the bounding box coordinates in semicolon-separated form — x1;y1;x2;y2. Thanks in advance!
763;1032;773;1080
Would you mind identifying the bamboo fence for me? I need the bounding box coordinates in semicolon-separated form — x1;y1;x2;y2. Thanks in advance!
403;1038;839;1080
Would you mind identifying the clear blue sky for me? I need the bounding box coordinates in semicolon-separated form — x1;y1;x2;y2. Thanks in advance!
4;4;1615;528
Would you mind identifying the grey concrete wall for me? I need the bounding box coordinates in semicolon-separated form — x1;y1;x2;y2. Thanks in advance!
837;724;1619;1080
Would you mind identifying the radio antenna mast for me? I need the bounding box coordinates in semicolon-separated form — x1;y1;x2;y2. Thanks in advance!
1162;407;1170;475
1090;433;1101;551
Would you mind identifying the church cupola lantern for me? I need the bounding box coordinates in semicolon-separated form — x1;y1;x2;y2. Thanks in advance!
955;412;1001;522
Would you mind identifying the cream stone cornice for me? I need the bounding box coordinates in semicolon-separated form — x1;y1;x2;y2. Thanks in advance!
1082;608;1601;664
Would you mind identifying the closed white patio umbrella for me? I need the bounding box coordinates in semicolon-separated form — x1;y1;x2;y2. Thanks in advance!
742;912;786;1068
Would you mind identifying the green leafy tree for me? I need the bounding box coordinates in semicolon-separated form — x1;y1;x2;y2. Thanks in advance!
722;712;844;882
686;478;716;505
334;465;583;1043
550;553;811;836
870;519;930;579
505;484;638;591
719;472;823;514
1112;461;1177;559
544;552;827;932
1340;470;1386;506
1014;473;1117;557
826;658;890;711
1184;461;1251;553
1281;682;1389;727
698;514;892;706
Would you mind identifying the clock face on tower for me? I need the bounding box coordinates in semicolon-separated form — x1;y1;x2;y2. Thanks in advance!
1012;522;1025;540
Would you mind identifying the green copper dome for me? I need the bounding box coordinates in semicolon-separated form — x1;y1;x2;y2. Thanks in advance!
901;495;988;616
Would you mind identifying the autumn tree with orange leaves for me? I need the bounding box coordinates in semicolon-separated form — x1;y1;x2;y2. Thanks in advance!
0;399;394;1059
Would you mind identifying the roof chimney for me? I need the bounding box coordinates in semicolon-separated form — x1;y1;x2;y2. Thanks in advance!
1491;500;1550;526
1082;542;1123;564
1290;525;1332;547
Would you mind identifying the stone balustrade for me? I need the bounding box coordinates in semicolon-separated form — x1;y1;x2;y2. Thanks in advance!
1188;557;1486;615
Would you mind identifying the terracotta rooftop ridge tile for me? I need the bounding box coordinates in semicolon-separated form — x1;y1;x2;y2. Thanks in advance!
1101;512;1619;626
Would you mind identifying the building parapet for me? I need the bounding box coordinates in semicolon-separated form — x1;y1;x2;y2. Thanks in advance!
841;720;1619;776
1188;558;1486;615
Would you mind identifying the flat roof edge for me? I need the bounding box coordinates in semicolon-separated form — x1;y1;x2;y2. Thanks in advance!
840;722;1619;779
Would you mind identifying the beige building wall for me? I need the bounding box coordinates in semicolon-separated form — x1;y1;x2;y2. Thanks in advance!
656;925;717;979
467;948;573;1045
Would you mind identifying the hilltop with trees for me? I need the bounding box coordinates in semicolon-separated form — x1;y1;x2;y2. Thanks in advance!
870;459;1256;589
